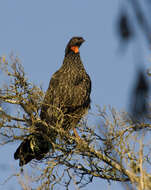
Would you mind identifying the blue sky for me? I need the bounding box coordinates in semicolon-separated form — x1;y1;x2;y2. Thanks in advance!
0;0;150;189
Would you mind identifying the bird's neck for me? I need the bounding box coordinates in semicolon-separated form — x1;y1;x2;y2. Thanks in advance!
64;52;81;63
63;52;85;70
65;51;80;57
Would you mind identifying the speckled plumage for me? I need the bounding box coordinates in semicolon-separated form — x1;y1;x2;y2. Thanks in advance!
14;37;91;166
40;49;91;129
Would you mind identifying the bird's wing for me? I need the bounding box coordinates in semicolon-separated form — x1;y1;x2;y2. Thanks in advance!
47;69;91;108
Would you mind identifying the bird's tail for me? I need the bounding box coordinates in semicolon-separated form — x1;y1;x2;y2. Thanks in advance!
14;134;51;166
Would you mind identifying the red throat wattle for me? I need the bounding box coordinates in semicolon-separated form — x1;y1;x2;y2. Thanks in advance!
70;46;79;53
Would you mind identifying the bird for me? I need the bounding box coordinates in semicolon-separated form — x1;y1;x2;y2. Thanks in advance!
14;37;91;166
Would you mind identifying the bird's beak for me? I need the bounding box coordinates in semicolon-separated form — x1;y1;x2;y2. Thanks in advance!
79;38;85;46
81;38;85;43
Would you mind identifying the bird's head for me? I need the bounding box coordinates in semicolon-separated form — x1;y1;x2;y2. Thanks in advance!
65;37;85;56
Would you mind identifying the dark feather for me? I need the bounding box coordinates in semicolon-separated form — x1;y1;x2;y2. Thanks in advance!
14;37;91;166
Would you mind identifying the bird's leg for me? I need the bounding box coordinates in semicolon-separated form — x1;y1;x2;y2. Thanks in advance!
73;128;80;139
73;128;86;148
